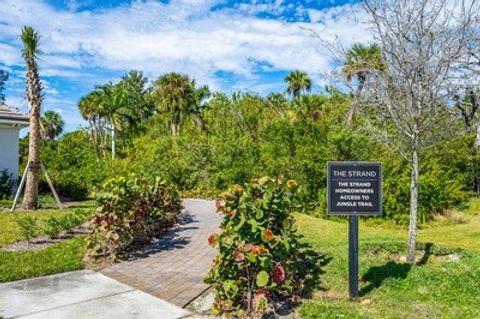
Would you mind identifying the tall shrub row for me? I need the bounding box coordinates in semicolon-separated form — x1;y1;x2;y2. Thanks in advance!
33;92;473;223
84;175;183;266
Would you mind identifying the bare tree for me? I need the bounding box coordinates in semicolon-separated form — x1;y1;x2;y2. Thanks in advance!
362;0;479;263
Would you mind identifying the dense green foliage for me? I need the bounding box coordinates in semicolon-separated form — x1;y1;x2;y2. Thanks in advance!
0;170;13;199
84;175;183;266
23;70;476;224
205;177;320;316
110;90;472;224
20;130;111;200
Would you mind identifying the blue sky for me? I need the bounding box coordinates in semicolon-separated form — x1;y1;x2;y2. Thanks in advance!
0;0;369;132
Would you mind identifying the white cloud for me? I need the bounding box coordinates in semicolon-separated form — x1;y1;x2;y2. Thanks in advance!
0;0;371;91
0;43;22;65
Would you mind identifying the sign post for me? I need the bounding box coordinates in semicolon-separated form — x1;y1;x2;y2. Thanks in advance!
327;162;382;299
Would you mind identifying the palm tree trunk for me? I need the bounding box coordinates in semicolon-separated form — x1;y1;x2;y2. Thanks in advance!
407;129;419;264
111;123;116;160
22;62;41;209
89;119;100;162
171;123;178;135
193;115;205;132
346;79;365;127
100;121;107;157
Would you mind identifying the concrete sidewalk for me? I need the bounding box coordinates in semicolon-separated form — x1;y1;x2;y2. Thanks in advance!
0;270;192;319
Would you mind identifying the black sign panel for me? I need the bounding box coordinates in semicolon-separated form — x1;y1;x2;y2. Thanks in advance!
327;162;382;216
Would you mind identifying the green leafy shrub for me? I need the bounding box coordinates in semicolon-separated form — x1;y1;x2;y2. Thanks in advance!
205;176;320;317
42;210;90;238
84;175;183;266
42;217;63;238
0;170;13;199
16;216;39;242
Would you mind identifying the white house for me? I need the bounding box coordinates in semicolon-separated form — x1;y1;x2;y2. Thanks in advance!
0;104;29;187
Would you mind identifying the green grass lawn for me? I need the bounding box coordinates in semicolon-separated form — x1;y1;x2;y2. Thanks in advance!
0;203;94;283
297;208;480;319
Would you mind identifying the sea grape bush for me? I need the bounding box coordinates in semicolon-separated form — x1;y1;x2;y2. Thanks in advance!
84;175;183;266
205;176;320;317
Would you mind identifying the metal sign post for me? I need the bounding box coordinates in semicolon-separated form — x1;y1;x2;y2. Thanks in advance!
348;215;359;298
327;161;382;299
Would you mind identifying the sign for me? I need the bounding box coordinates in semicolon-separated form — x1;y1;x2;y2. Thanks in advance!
327;162;382;216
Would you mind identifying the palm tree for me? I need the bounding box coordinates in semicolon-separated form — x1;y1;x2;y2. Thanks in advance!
79;92;101;160
265;93;289;117
292;94;326;121
342;43;385;127
284;70;312;99
118;70;153;121
153;72;195;135
191;84;211;131
21;26;42;210
41;110;64;141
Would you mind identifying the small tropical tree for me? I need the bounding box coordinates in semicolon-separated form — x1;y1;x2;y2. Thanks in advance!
342;43;385;127
153;72;195;135
21;26;42;210
292;94;327;121
79;92;102;160
191;84;211;131
118;70;153;122
41;110;64;141
284;70;312;99
363;0;478;263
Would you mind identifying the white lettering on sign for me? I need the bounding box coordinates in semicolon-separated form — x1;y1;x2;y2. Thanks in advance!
328;162;382;216
348;171;376;178
333;170;377;178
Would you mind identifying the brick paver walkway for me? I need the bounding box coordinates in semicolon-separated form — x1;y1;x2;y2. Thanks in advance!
101;199;221;308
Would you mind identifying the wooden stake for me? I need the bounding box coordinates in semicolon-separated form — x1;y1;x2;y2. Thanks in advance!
10;160;63;212
40;161;63;209
11;160;31;212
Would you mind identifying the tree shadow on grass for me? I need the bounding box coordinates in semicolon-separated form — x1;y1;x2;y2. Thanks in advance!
299;243;334;297
359;261;411;296
417;242;433;265
270;244;333;318
359;242;435;296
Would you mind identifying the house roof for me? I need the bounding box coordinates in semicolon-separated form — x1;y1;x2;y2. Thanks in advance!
0;104;29;127
0;104;29;121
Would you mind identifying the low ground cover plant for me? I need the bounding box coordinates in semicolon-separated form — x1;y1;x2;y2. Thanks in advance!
15;209;92;240
84;175;183;266
16;216;38;242
205;176;321;317
42;209;90;238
